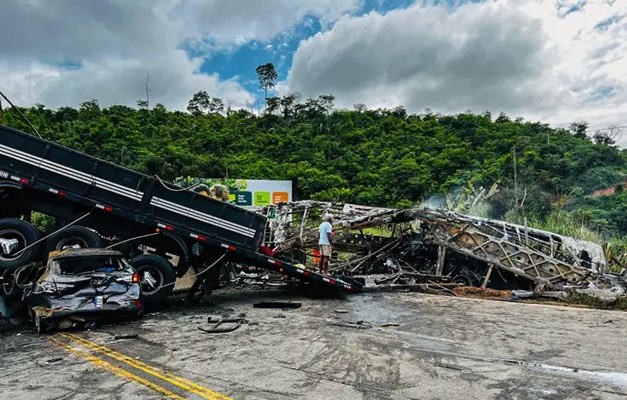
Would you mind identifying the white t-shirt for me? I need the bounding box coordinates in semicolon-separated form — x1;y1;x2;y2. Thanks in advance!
318;222;332;245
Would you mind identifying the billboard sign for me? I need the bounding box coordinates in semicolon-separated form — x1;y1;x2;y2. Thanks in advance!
174;177;292;208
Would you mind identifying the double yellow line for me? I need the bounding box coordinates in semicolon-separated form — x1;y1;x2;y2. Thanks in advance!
50;333;232;400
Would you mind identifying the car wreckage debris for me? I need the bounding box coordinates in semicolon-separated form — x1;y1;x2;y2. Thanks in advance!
0;249;143;333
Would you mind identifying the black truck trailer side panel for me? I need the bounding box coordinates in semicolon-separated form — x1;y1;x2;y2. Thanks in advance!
0;125;265;250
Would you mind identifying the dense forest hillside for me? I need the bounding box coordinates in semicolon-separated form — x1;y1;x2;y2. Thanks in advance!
2;95;626;244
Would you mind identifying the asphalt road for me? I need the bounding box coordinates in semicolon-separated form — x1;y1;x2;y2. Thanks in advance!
1;287;626;400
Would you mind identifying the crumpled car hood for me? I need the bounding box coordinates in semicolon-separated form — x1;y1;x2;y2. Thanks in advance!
26;265;142;322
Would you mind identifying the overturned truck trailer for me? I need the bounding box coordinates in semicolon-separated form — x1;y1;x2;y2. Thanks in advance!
254;202;625;293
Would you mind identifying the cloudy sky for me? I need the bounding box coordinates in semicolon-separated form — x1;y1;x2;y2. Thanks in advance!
2;0;626;139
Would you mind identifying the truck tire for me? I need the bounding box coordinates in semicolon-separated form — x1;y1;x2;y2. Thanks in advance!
44;225;103;256
129;254;176;308
0;218;42;270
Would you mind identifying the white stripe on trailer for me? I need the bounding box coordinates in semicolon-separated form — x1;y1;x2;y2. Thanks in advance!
0;145;144;201
1;146;143;201
4;148;103;191
220;244;230;249
150;197;256;237
95;204;106;209
150;197;256;238
9;176;20;182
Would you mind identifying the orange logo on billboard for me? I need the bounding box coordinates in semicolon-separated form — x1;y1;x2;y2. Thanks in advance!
273;192;289;204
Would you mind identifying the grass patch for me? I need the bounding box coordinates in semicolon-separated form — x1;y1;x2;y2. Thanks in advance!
566;292;627;311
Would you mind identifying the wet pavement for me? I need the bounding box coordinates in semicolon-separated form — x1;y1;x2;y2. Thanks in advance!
1;287;627;399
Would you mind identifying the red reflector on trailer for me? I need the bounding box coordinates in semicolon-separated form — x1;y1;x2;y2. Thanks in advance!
303;270;310;276
164;225;174;231
329;279;336;285
228;245;236;251
104;206;113;213
19;178;29;185
189;233;206;241
49;188;66;196
134;299;142;308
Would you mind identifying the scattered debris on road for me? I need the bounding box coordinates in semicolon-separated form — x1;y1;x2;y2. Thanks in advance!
253;301;302;309
113;333;139;340
332;320;373;329
198;316;246;333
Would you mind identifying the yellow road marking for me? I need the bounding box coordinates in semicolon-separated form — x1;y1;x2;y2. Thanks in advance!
48;337;185;400
61;333;232;400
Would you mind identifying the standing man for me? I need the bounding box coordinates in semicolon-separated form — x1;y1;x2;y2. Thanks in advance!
318;214;333;275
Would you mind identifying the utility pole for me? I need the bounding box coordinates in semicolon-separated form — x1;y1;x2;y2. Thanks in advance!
513;146;518;208
145;73;151;110
0;97;5;125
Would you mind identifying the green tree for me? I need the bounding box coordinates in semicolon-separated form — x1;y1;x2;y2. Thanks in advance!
187;91;224;115
570;121;589;139
255;63;278;107
187;91;210;115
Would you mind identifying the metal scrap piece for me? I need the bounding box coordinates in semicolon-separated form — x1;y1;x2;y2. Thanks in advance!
198;317;244;333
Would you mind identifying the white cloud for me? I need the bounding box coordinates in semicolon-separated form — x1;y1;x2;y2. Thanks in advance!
0;0;361;110
0;55;252;111
176;0;362;47
287;0;627;142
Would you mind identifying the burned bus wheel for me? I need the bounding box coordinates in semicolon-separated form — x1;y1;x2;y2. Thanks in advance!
129;254;176;307
44;225;103;256
0;218;42;269
451;274;473;287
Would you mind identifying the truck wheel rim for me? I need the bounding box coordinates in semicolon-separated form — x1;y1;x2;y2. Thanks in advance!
0;229;27;261
56;236;90;250
138;266;164;295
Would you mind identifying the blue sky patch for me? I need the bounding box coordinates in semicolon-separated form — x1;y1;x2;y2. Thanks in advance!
595;14;624;32
57;60;82;71
556;0;587;18
587;85;617;102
